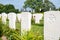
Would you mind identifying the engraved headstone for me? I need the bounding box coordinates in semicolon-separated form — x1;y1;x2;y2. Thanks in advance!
44;11;60;40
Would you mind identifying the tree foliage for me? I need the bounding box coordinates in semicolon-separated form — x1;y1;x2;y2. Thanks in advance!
59;8;60;11
0;4;20;14
24;0;56;12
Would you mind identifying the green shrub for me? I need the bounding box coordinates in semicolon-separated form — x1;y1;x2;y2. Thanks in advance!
21;31;44;40
0;18;3;37
2;25;21;40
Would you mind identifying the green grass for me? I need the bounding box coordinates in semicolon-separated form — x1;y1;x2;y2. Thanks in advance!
15;19;44;40
0;18;44;40
0;38;2;40
31;24;43;35
15;20;44;35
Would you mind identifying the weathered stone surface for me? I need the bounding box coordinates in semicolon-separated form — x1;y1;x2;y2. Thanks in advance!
1;13;7;24
21;12;32;35
44;11;60;40
8;12;16;29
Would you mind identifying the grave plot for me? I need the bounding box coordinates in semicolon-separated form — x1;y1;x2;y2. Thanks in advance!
44;11;60;40
1;13;7;24
8;12;16;29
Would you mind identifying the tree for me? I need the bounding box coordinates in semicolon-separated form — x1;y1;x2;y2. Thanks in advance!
42;0;56;11
0;4;20;13
24;0;56;13
0;4;5;13
5;4;20;13
59;8;60;11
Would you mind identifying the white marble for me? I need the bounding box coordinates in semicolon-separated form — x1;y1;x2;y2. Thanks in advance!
1;13;7;24
21;12;32;35
8;12;16;29
44;11;60;40
16;14;21;22
33;13;43;24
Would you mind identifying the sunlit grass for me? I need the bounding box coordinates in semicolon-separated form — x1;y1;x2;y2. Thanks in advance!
0;18;44;40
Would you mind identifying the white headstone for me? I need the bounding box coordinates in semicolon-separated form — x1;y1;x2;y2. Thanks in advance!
17;14;21;22
33;14;43;24
1;13;7;24
44;11;60;40
21;12;32;35
8;12;16;29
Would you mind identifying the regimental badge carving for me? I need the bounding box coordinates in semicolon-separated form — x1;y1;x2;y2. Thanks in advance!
48;14;56;24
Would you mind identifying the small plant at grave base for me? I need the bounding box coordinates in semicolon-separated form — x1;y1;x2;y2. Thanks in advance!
21;31;44;40
1;25;43;40
0;20;21;40
2;26;21;40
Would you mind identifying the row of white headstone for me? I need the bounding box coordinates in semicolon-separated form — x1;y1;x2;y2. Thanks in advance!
0;13;43;24
0;12;43;31
0;11;60;40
